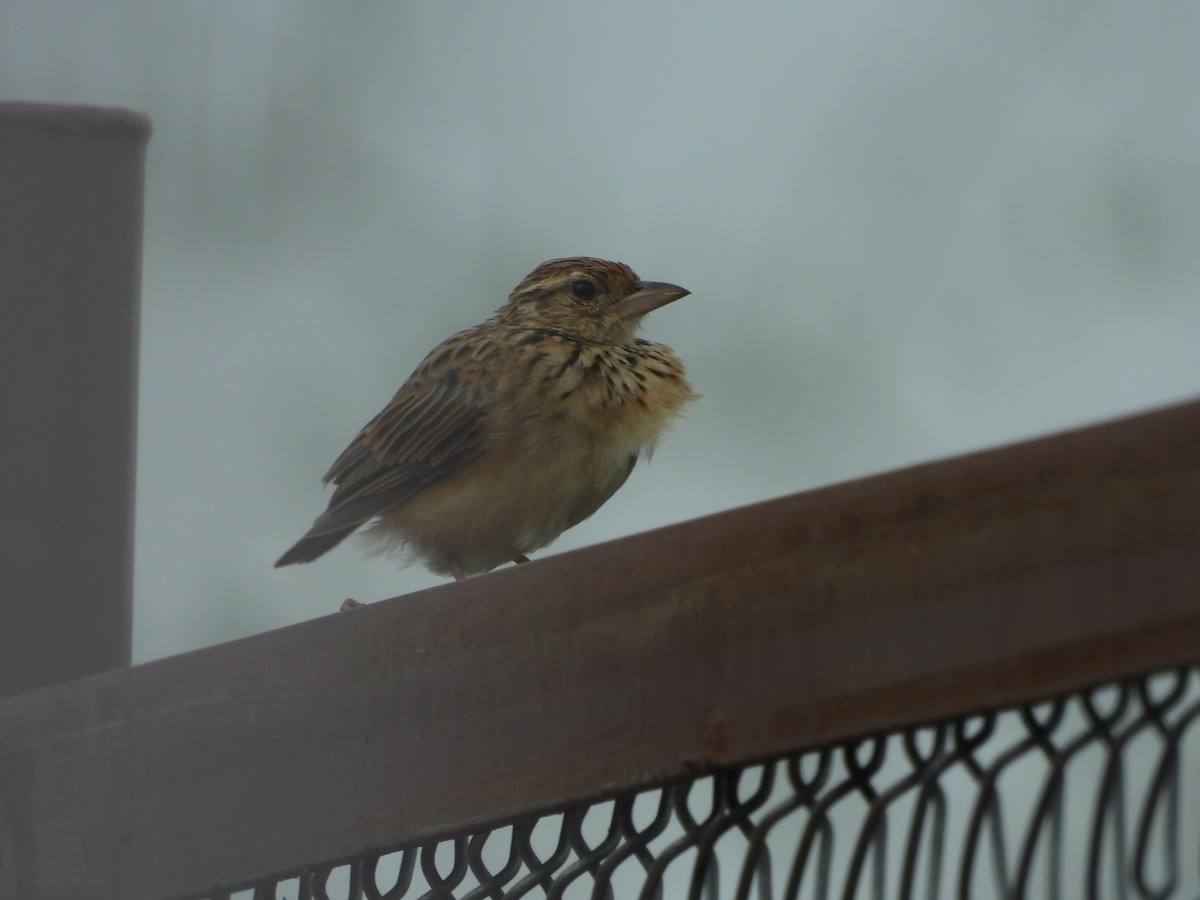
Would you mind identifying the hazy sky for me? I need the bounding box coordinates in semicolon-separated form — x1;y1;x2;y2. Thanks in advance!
2;2;1198;662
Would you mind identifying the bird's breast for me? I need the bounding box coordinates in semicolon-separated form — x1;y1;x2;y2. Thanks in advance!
508;338;695;453
479;336;695;537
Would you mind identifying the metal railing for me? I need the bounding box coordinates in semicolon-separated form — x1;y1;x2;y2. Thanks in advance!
200;667;1200;898
2;398;1199;900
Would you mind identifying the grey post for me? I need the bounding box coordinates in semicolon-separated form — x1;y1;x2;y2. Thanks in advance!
0;103;150;699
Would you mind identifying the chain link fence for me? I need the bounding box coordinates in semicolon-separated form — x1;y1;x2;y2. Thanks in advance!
200;664;1200;900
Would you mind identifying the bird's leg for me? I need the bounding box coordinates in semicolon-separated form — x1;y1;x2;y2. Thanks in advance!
513;554;531;565
451;560;467;581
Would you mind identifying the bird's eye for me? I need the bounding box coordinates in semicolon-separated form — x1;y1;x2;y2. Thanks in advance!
571;280;597;301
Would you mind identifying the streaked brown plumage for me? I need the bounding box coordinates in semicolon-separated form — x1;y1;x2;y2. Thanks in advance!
275;257;696;580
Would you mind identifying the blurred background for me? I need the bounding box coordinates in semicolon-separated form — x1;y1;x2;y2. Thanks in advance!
2;2;1197;663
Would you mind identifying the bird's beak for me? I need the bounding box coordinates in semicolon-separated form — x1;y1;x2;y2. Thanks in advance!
613;281;690;321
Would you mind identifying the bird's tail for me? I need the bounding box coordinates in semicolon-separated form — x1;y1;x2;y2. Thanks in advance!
274;525;358;568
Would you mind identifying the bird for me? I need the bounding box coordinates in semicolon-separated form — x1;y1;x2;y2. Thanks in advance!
275;257;696;581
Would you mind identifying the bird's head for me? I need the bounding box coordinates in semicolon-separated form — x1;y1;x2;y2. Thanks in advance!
501;257;689;344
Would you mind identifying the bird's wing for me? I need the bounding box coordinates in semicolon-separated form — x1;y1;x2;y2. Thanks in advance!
304;332;491;536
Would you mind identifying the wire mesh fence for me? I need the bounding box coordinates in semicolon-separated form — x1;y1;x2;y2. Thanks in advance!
198;663;1200;900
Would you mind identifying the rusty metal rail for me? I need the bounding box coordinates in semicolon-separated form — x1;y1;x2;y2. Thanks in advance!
1;399;1199;900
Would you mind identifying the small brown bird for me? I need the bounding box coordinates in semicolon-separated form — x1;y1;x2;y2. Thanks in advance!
276;257;696;580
